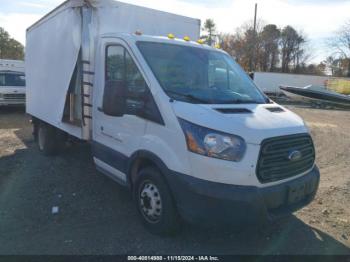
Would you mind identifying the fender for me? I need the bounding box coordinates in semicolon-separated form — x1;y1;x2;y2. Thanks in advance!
127;150;173;187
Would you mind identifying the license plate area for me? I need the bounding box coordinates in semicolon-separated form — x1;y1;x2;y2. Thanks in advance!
288;183;307;204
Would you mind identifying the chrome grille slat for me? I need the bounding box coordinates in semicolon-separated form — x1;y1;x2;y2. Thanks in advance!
3;94;25;100
262;150;315;165
257;134;315;183
264;140;310;153
259;152;314;170
260;158;314;173
263;146;315;163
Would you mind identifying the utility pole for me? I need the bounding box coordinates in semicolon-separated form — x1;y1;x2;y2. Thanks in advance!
249;3;258;72
250;3;258;72
253;3;257;35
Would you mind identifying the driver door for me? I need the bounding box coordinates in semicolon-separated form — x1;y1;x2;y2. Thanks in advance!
93;38;148;182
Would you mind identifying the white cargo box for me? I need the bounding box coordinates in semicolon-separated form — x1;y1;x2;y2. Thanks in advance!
26;0;200;139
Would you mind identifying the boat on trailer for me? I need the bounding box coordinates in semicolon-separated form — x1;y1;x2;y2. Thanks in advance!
279;85;350;107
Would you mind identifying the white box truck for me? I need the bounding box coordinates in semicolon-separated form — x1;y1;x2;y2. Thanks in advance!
0;59;26;106
26;0;319;235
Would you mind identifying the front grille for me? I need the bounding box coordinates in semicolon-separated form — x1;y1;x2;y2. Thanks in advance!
3;93;25;100
257;134;315;183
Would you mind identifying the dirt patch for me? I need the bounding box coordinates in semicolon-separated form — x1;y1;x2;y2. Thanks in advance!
0;107;31;157
288;106;350;245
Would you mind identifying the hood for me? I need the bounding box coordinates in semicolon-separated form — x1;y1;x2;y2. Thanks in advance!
171;101;308;145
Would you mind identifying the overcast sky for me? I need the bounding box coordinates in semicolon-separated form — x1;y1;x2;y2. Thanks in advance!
1;0;350;63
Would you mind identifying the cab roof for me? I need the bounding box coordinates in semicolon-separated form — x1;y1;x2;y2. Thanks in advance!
101;32;225;53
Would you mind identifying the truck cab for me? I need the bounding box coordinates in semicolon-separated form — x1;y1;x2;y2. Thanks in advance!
91;33;319;232
0;60;26;106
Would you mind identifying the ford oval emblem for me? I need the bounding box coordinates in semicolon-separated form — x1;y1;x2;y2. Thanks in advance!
288;150;302;161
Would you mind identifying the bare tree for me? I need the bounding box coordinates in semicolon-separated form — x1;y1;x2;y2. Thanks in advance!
0;27;24;60
328;20;350;77
219;32;247;67
230;20;266;71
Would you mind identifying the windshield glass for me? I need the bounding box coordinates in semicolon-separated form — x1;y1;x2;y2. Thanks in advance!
137;41;267;104
0;72;25;87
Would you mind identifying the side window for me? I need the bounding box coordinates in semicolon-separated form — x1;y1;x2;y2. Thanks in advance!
106;45;125;82
104;44;150;117
103;44;163;124
106;45;146;93
6;74;26;86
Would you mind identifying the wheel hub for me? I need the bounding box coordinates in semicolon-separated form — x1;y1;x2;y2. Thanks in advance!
139;182;162;223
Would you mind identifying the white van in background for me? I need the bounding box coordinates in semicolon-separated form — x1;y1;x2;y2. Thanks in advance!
26;0;319;235
0;59;26;106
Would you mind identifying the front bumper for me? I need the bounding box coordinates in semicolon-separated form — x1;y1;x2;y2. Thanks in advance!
165;166;320;227
0;91;26;106
0;97;26;106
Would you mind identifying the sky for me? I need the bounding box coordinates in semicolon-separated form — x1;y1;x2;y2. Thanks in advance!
0;0;350;64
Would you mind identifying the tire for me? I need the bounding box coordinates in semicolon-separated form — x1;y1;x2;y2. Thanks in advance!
37;122;65;156
134;167;180;236
32;121;39;142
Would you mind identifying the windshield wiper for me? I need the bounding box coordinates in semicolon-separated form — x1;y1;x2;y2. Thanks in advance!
165;90;209;104
165;90;264;104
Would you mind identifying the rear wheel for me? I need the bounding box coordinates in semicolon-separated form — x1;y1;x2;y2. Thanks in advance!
37;122;66;156
134;167;180;236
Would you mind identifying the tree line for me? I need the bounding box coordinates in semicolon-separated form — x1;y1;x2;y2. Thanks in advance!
202;19;323;75
0;18;349;77
0;27;24;60
202;19;350;77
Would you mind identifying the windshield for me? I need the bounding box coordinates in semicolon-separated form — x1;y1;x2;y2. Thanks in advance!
137;41;267;104
0;71;25;87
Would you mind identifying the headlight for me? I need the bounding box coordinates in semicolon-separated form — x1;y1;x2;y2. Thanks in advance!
178;118;246;161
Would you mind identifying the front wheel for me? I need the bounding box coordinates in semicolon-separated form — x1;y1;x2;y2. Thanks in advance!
134;167;180;236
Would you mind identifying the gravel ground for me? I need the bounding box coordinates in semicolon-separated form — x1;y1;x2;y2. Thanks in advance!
0;105;349;255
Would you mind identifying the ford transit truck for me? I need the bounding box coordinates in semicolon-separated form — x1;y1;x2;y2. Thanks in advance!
26;0;320;235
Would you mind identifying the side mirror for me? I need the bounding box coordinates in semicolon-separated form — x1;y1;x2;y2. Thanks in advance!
102;81;126;117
